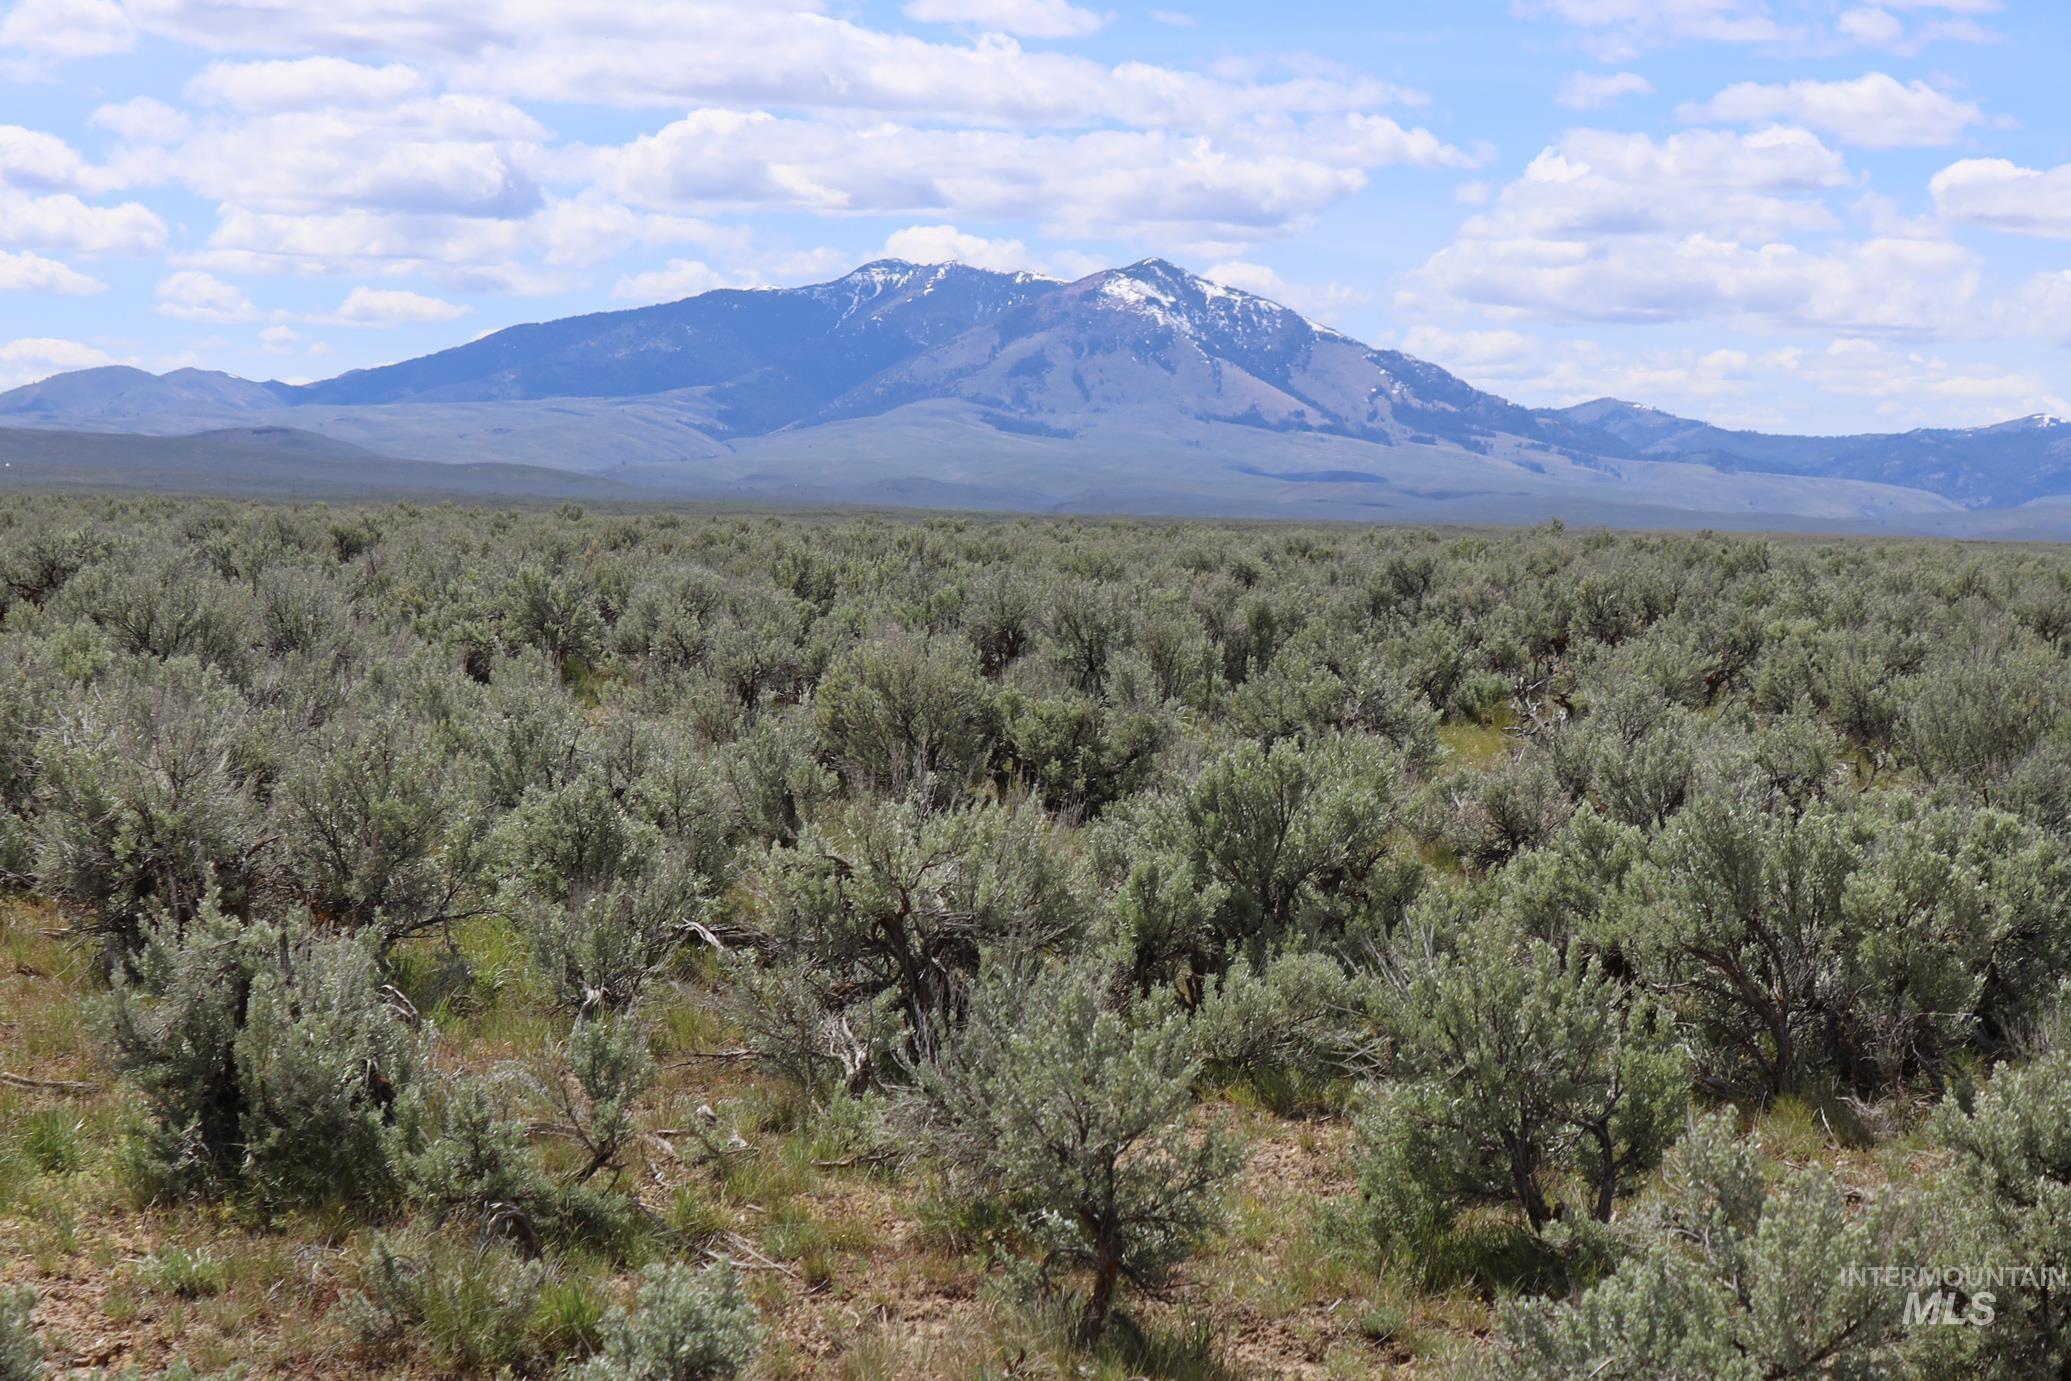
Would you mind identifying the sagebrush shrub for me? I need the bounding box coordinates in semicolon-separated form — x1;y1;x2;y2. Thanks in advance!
914;963;1241;1344
105;897;422;1211
34;664;267;957
570;1261;762;1380
524;864;710;1017
1189;950;1369;1089
1930;1051;2071;1374
753;795;1084;1064
0;1286;40;1381
348;1236;547;1374
1358;917;1683;1255
1493;1114;1926;1379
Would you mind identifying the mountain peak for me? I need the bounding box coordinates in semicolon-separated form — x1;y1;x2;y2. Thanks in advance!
842;258;922;279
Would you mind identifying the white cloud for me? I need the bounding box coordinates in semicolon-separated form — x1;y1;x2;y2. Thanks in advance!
0;124;86;189
0;248;102;294
178;195;732;294
1516;0;1998;59
1836;8;1905;45
1679;73;1982;148
110;1;1413;129
0;337;123;390
167;96;548;218
1410;126;1986;336
88;97;191;144
154;269;255;322
1459;331;2053;432
595;108;1473;242
1416;231;1979;333
1459;127;1852;243
882;224;1037;272
610;259;742;302
1396;324;1538;371
0;0;132;59
1837;2;2002;54
1556;71;1653;111
2002;272;2071;344
901;0;1108;40
1202;259;1370;324
1513;0;1787;62
333;285;471;325
0;188;166;253
185;57;426;112
1932;158;2071;238
1795;336;2065;424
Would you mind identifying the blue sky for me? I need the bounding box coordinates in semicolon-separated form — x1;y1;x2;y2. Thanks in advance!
1;0;2068;432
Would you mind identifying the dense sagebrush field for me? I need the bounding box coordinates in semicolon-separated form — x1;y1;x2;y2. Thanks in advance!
5;495;2071;1377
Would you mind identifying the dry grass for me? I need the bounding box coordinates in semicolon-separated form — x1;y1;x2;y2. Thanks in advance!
0;893;1462;1377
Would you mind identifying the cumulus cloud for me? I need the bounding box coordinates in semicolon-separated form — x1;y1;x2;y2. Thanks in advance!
1202;260;1370;324
0;0;1475;320
178;194;734;295
1836;2;2002;54
882;224;1038;272
1458;127;1852;243
1932;158;2071;237
88;97;191;144
0;188;165;253
0;248;102;294
1517;0;2000;60
1679;73;1982;148
1407;124;1992;336
2001;271;2071;344
186;57;426;111
1795;336;2066;424
154;268;256;321
108;1;1411;129
1512;0;1787;62
0;0;133;60
167;96;548;219
610;259;742;302
1395;324;1539;372
0;336;123;390
1453;331;2053;432
1556;71;1654;110
1417;231;1980;333
0;123;87;189
593;108;1472;242
332;285;471;325
902;0;1108;40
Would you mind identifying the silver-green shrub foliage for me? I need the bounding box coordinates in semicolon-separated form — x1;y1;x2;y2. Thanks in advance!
569;1261;762;1380
915;964;1242;1343
104;896;422;1210
1931;1050;2071;1374
1358;915;1684;1251
0;1287;41;1381
1496;1114;1925;1379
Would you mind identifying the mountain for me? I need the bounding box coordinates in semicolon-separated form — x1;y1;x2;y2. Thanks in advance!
807;259;1615;454
0;425;631;501
289;260;1063;436
0;366;284;424
1545;400;2071;508
0;258;2062;531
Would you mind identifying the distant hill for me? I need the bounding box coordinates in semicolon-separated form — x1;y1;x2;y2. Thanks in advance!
4;258;2069;529
0;366;284;425
0;426;633;501
1547;399;2071;507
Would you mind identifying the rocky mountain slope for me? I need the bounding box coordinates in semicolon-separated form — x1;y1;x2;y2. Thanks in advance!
2;259;2064;528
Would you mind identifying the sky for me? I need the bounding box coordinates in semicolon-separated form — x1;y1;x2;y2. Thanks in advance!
1;0;2068;433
